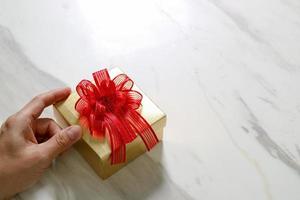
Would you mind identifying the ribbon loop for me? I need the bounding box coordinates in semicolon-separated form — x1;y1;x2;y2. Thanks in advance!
75;69;158;164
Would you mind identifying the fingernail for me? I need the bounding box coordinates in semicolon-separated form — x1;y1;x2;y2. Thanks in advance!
65;125;82;141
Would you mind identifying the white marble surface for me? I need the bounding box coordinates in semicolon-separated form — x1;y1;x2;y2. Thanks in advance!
0;0;300;199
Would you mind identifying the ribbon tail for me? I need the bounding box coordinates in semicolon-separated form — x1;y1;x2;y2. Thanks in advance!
126;110;158;150
118;114;137;143
104;113;127;164
108;128;126;164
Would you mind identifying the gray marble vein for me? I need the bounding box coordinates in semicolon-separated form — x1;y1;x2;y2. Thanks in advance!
208;0;298;71
237;94;300;175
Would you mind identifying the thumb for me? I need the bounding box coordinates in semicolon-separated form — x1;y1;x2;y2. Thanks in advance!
41;125;82;159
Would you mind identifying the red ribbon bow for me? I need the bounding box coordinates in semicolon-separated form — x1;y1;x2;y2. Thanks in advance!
75;69;158;164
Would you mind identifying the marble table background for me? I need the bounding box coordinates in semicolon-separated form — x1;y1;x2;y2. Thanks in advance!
0;0;299;199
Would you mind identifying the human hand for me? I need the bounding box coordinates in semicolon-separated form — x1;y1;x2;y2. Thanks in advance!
0;88;82;199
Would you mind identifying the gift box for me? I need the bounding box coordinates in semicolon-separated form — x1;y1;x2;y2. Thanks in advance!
53;68;166;179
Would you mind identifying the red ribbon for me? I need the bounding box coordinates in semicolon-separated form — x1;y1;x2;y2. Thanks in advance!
75;69;158;164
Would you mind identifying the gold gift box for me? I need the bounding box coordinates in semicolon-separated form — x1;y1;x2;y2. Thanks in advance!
53;68;167;179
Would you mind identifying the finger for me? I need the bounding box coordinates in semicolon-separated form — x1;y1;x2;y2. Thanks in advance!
38;125;82;159
33;118;61;143
19;87;71;120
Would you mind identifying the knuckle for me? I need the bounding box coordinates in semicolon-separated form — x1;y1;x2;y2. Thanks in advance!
32;94;42;102
32;95;45;106
49;92;56;102
5;114;18;128
56;132;69;147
